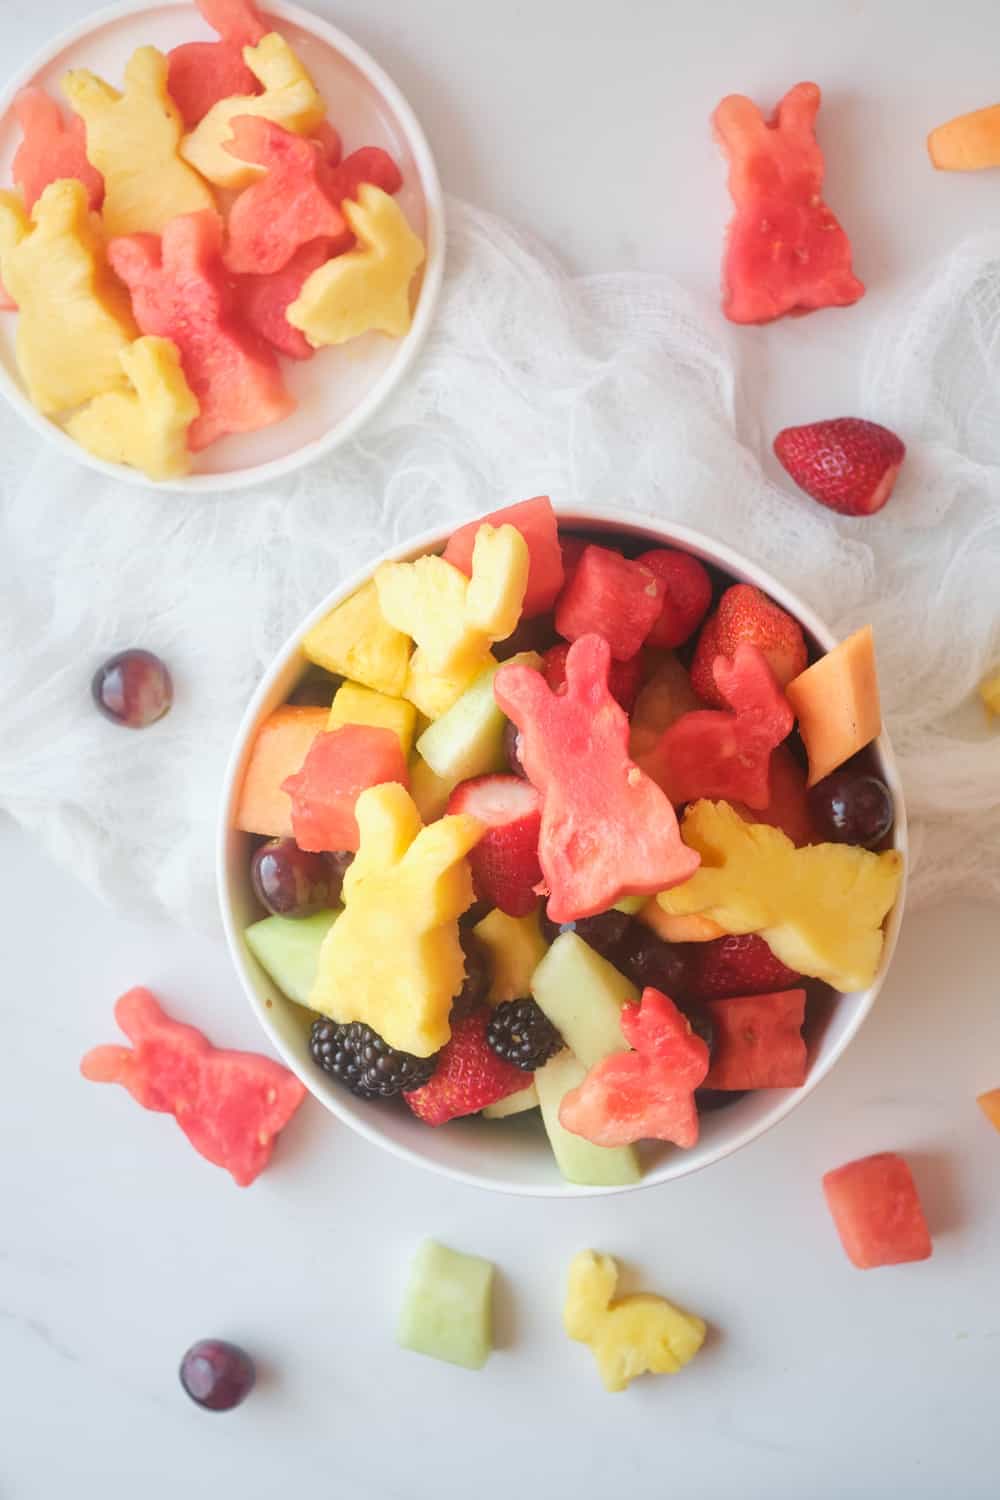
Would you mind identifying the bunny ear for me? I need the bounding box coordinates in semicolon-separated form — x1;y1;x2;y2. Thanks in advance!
493;658;550;728
199;0;267;47
61;67;119;121
562;632;612;700
13;87;62;138
123;46;169;101
774;82;821;139
114;986;168;1043
712;93;766;151
80;1043;133;1084
160;208;223;274
350;782;421;885
0;190;30;255
404;809;484;887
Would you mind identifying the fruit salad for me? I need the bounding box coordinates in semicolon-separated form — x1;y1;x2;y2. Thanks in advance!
0;0;427;480
234;496;904;1186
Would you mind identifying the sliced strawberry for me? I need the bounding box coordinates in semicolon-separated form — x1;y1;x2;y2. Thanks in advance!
542;642;642;713
636;549;713;649
715;584;807;690
774;418;905;517
404;1005;526;1125
447;774;543;917
686;934;801;1001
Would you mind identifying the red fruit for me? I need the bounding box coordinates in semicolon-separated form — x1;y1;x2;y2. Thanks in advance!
312;120;343;167
702;989;807;1090
555;545;663;661
689;612;725;706
774;418;906;517
446;774;543;918
0;276;15;312
223;117;348;276
166;0;265;129
234;239;333;361
282;724;409;853
716;584;808;690
823;1153;932;1269
559;988;710;1148
404;1005;525;1125
443;498;564;620
543;642;642;714
12;87;105;211
733;744;817;846
81;987;305;1186
559;534;589;589
713;81;864;324
109;210;294;451
323;146;403;206
494;634;700;923
636;549;713;649
686;934;800;1001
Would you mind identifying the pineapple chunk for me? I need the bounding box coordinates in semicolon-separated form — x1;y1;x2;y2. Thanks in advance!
404;647;492;721
302;580;412;698
979;668;1000;717
328;681;416;755
309;783;483;1056
657;800;903;992
564;1251;706;1393
637;900;725;943
473;908;549;1005
465;524;531;639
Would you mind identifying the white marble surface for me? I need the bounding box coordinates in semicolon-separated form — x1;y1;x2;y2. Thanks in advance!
2;2;1000;1496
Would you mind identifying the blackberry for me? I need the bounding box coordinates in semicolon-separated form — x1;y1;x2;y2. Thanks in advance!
486;999;563;1071
309;1019;437;1099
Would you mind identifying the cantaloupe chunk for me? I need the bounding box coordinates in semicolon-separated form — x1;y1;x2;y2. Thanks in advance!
977;1088;1000;1131
235;705;326;837
328;680;417;756
928;104;1000;172
785;626;881;787
637;901;726;943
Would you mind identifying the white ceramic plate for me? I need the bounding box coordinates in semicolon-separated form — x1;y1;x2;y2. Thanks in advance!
217;506;909;1198
0;0;445;492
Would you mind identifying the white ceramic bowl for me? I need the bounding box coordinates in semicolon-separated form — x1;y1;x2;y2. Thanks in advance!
218;505;908;1196
0;0;445;492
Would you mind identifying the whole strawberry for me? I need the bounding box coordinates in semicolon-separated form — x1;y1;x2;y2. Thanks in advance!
686;934;800;1001
404;1005;526;1125
691;584;807;706
774;417;905;517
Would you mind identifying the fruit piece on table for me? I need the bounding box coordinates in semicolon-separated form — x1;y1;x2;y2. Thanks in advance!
302;579;412;698
282;724;410;853
180;31;325;190
535;1051;641;1186
233;238;333;360
657;800;903;992
808;768;894;848
564;1250;706;1393
404;1003;525;1123
409;752;461;824
416;651;541;783
554;545;663;661
774;418;906;517
397;1240;495;1370
0;180;136;415
702;989;806;1089
66;335;200;481
404;647;492;720
180;1338;256;1411
482;1081;539;1118
308;783;482;1056
167;0;266;129
977;1089;1000;1131
629;651;701;774
328;680;417;755
732;743;817;847
713;81;864;323
235;704;327;838
81;987;306;1186
928;103;1000;171
12;87;104;211
686;933;801;1001
62;48;215;238
531;931;636;1066
822;1153;932;1269
244;909;338;1007
448;774;543;917
978;668;1000;717
495;635;700;922
785;626;881;786
638;901;725;944
222;116;347;275
636;549;713;649
560;988;710;1149
109;209;294;451
92;648;173;728
473;907;549;1006
443;497;564;620
288;185;425;344
543;642;642;714
710;583;808;696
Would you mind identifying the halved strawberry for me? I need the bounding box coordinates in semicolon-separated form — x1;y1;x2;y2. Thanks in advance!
542;642;642;713
404;1005;526;1125
447;774;543;917
774;418;905;517
716;584;807;690
686;934;801;1001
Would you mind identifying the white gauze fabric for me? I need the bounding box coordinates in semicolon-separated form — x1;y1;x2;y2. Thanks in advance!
0;199;996;929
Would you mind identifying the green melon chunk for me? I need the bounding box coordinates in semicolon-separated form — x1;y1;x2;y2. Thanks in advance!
531;932;637;1067
416;650;541;783
244;910;339;1008
535;1051;641;1187
482;1081;539;1118
613;895;646;915
397;1240;494;1370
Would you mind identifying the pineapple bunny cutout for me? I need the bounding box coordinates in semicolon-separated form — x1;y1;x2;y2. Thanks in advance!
564;1252;706;1393
66;336;200;482
309;783;484;1057
62;46;215;237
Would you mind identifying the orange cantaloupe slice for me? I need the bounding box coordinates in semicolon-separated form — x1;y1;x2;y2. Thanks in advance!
785;626;881;787
978;1089;1000;1132
638;900;725;944
235;704;327;837
928;104;1000;171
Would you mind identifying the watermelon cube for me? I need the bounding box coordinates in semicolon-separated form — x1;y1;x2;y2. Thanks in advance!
554;545;663;661
823;1153;932;1269
443;497;564;620
702;989;807;1090
282;724;409;852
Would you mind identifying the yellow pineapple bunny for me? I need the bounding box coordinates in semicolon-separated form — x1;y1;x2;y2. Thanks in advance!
66;336;200;481
564;1251;706;1393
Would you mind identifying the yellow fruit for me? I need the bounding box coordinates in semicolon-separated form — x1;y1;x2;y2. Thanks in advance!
328;681;417;756
979;668;1000;717
473;908;549;1005
928;104;1000;171
629;652;700;782
404;647;492;720
65;336;199;480
288;185;425;345
302;580;412;698
564;1251;706;1394
309;783;483;1056
0;180;137;415
465;524;531;640
977;1089;1000;1132
180;33;325;190
62;47;215;237
785;626;881;787
637;900;725;943
657;800;903;992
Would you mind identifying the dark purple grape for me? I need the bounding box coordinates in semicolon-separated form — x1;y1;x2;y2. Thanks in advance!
504;719;527;778
179;1339;255;1411
695;1088;747;1113
92;649;172;728
613;926;693;998
251;838;338;917
287;670;342;706
539;908;632;963
679;1001;715;1058
808;770;894;848
494;615;559;661
453;931;492;1012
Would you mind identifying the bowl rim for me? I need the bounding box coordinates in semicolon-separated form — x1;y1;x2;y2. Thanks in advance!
217;503;909;1197
0;0;446;494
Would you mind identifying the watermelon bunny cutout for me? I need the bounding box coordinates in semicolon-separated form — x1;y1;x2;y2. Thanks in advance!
222;116;348;274
12;87;104;212
713;81;864;324
493;634;700;923
167;0;267;129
